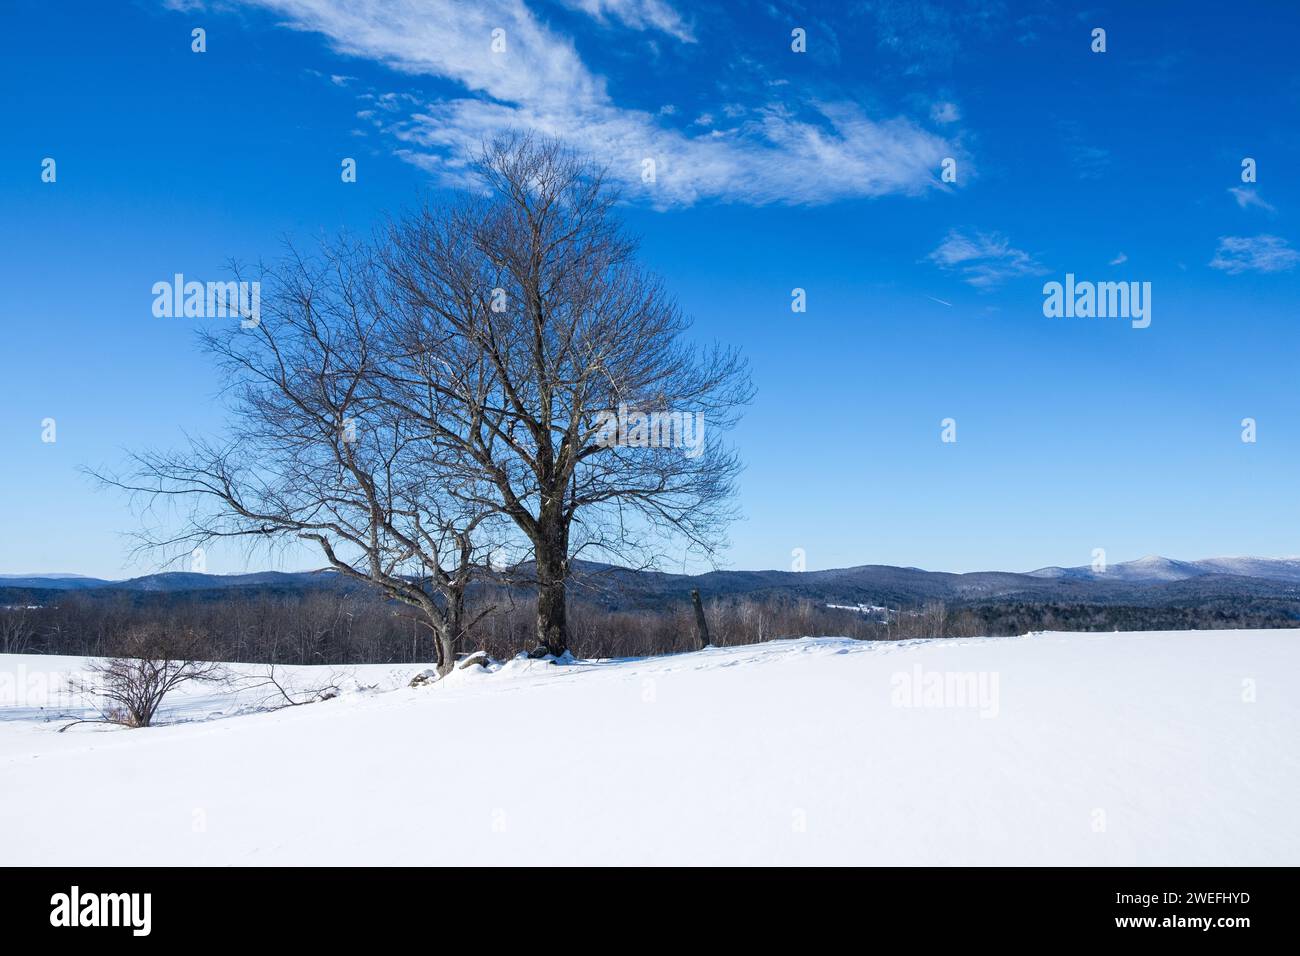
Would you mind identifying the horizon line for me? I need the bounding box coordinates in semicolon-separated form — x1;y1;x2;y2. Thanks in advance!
5;552;1300;582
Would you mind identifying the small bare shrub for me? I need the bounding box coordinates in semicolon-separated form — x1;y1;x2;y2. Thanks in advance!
64;625;225;730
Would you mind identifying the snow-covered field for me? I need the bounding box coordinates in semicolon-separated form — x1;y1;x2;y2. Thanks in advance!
2;629;1296;865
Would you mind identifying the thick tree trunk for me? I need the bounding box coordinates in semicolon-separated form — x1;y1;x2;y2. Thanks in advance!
434;632;456;677
534;540;568;656
435;593;463;677
691;589;711;649
536;571;567;656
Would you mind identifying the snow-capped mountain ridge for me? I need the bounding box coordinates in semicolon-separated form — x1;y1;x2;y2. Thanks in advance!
1027;555;1300;583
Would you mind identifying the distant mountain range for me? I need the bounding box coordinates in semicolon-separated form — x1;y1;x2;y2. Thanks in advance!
0;570;346;592
4;556;1300;612
1026;555;1300;584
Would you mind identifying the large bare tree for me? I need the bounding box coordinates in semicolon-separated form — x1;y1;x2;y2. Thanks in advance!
376;134;752;655
105;133;750;663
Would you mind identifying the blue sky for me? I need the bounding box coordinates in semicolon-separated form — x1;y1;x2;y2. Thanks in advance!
2;0;1299;578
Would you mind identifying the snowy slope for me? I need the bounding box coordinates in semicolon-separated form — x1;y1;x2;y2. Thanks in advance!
1;630;1297;865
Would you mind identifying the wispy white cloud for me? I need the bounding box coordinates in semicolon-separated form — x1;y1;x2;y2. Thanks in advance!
393;97;956;207
1228;187;1276;213
1209;235;1299;274
930;101;960;123
236;0;602;110
307;67;358;85
1109;252;1127;265
928;229;1046;289
560;0;695;43
202;0;959;207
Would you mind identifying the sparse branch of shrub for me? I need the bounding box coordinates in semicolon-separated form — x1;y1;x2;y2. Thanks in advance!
60;624;226;731
236;662;345;709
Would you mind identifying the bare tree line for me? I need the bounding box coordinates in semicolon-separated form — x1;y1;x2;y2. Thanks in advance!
0;589;1019;668
6;590;911;664
5;590;1290;670
2;592;426;664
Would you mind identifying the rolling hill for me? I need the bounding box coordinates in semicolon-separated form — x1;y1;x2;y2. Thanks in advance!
4;556;1300;613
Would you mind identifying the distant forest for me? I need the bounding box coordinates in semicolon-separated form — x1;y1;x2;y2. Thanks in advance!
2;586;1296;664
